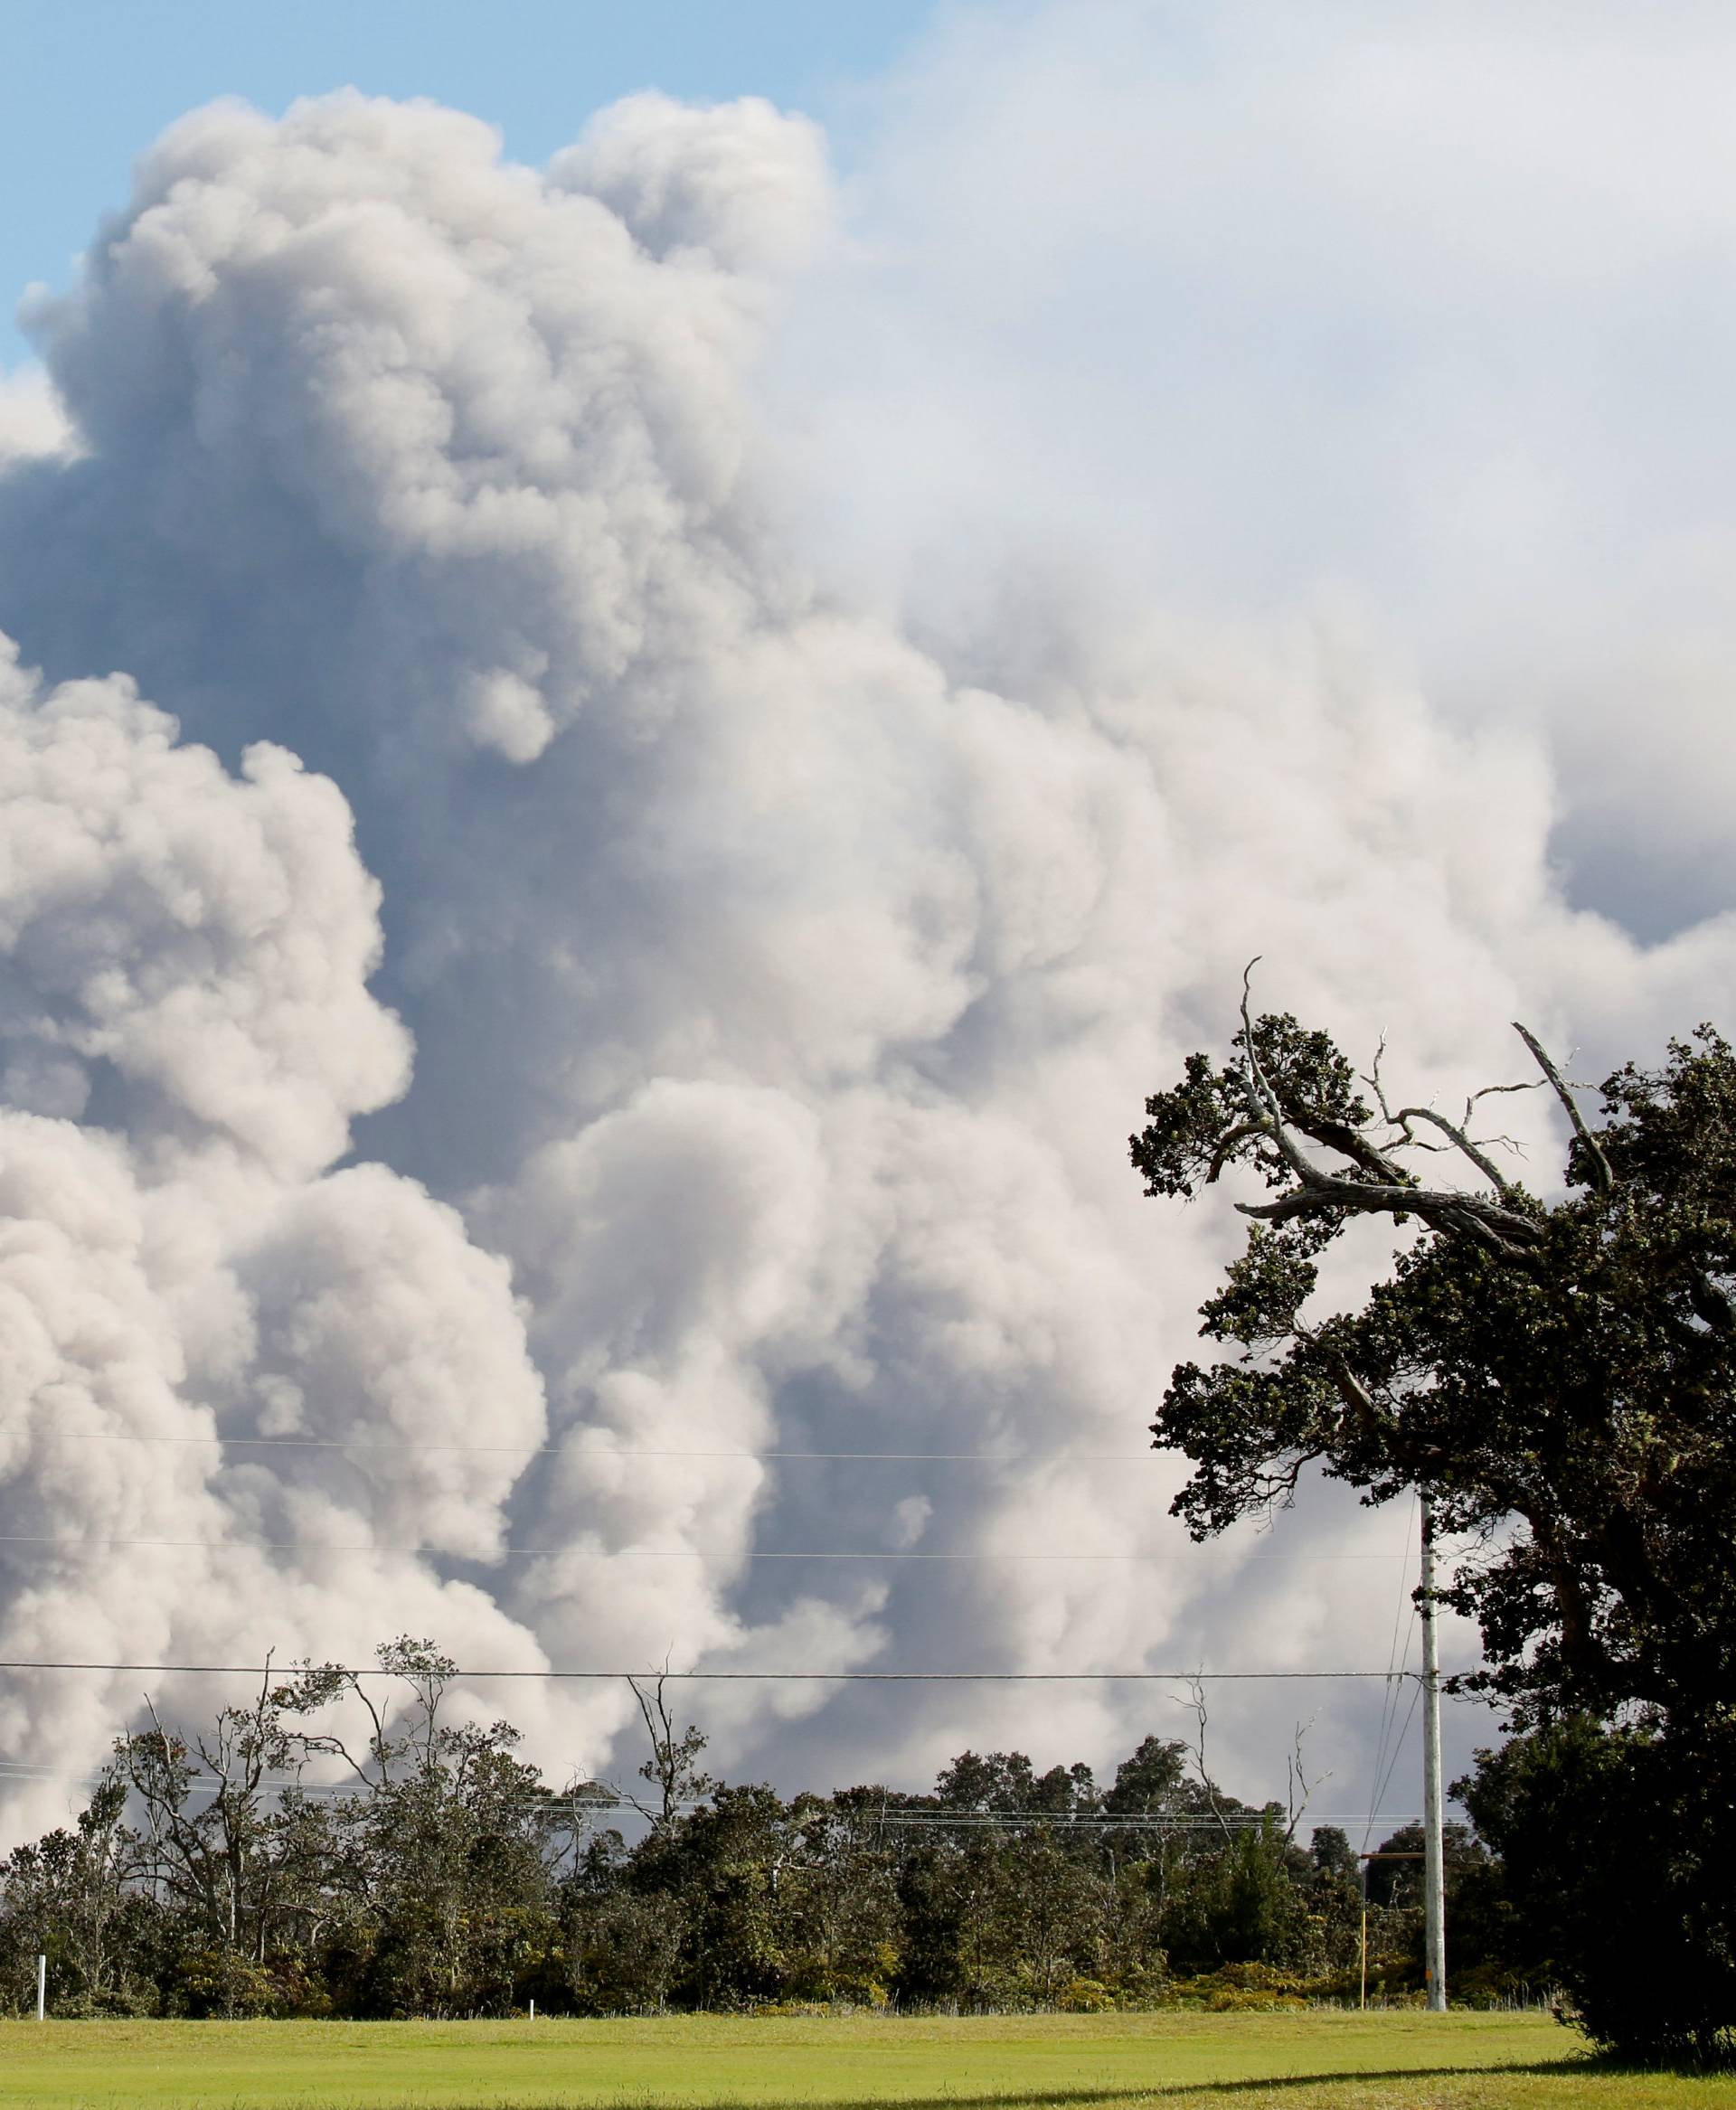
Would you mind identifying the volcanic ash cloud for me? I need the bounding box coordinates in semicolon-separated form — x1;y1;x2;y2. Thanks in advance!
0;88;1729;1814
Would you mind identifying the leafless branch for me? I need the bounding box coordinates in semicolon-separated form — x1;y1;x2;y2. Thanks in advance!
1512;1022;1614;1194
618;1663;711;1828
1285;1716;1330;1842
1383;1105;1516;1197
1465;1078;1546;1116
1236;965;1545;1257
1367;1047;1531;1197
1206;1121;1270;1183
619;1672;673;1826
1236;1170;1543;1255
1171;1673;1235;1843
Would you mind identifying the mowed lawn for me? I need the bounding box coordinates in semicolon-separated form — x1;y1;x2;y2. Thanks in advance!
2;2011;1735;2110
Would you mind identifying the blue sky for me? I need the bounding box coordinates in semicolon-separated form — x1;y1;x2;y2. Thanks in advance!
1;0;944;366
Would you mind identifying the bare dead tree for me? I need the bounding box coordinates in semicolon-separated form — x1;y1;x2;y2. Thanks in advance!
619;1668;712;1828
1170;1673;1238;1843
1284;1715;1330;1842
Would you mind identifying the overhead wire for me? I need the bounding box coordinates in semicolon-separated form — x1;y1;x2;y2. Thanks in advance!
0;1531;1418;1561
0;1427;1173;1461
1361;1493;1420;1854
0;1761;1423;1824
0;1430;1467;1827
1368;1676;1426;1837
0;1662;1420;1681
1366;1533;1426;1850
0;1757;1428;1841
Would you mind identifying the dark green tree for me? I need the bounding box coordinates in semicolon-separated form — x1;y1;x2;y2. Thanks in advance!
776;1795;903;2005
279;1638;571;2018
1102;1737;1189;1815
630;1784;793;2011
1157;1819;1305;1976
1131;983;1736;2056
113;1670;335;2012
1455;1718;1736;2062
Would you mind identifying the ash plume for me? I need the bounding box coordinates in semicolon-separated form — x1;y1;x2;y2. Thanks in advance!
0;79;1728;1827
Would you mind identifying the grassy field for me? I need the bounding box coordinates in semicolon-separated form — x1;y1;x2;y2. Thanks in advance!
0;2010;1732;2110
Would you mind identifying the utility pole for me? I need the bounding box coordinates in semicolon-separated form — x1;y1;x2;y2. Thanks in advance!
1420;1490;1448;2011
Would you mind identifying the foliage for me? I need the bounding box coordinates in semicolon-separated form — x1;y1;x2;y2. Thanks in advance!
1158;1822;1307;1976
0;1653;1503;2022
1458;1715;1736;2064
1132;994;1736;2060
0;1780;158;2015
569;1888;686;2014
1132;1004;1736;1729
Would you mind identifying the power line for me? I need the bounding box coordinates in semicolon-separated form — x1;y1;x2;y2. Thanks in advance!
0;1427;1169;1462
1362;1493;1419;1856
1371;1675;1425;1822
0;1763;1426;1820
0;1760;1429;1831
868;1812;1344;1831
0;1532;1417;1562
835;1811;1427;1827
0;1662;1422;1681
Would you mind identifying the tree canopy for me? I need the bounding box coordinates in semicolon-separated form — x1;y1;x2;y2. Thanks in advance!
1133;984;1736;2061
3;1654;1486;2019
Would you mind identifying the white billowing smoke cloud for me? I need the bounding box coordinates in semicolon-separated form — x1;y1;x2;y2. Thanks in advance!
549;91;832;274
779;0;1736;943
0;59;1729;1823
0;645;406;1174
0;645;545;1833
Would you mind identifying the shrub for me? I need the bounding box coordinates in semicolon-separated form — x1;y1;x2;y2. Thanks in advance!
1057;1977;1115;2011
1458;1716;1736;2065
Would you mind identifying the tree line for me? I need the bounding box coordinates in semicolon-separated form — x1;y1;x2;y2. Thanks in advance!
0;1641;1519;2020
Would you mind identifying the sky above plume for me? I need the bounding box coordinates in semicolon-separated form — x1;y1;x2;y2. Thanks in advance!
0;0;1731;1839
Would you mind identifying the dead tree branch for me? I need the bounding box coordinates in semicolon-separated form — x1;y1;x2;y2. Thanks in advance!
1512;1022;1614;1195
1232;966;1549;1257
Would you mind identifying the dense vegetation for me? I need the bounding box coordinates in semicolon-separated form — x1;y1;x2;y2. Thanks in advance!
0;1644;1520;2020
1132;1004;1736;2063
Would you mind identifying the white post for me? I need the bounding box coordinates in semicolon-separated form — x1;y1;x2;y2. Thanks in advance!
1420;1492;1448;2011
35;1952;45;2021
529;1998;536;2020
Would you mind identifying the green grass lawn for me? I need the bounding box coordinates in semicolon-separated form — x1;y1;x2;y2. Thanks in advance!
0;2010;1730;2110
